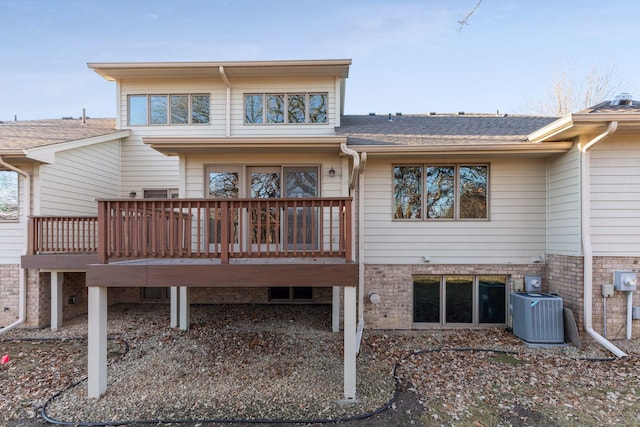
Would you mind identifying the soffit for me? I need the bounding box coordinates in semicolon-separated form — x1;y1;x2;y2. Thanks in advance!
143;136;348;156
88;59;352;81
528;113;640;142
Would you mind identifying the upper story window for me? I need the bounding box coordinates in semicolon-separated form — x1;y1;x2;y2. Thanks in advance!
0;171;18;221
128;94;210;125
393;164;488;220
244;93;328;124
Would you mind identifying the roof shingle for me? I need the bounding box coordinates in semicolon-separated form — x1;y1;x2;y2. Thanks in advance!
0;118;118;150
337;114;558;146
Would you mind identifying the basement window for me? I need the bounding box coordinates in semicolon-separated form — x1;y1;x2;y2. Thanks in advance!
269;287;314;302
413;275;507;326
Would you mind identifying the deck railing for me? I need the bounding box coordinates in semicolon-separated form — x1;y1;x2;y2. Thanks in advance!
28;216;99;254
96;198;352;263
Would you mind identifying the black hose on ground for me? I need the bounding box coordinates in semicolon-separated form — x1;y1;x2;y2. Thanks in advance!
34;340;617;427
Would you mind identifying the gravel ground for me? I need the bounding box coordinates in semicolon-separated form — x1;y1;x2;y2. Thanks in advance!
1;303;639;427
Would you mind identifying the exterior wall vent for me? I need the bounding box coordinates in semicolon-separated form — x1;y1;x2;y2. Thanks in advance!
510;292;564;344
611;93;633;106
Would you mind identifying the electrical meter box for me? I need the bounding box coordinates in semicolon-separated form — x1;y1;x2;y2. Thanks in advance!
524;275;542;292
614;271;637;292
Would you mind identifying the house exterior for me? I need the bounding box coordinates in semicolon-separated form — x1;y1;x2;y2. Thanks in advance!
1;59;639;399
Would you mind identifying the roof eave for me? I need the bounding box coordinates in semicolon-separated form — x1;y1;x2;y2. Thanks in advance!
348;142;574;156
143;136;349;155
88;59;352;81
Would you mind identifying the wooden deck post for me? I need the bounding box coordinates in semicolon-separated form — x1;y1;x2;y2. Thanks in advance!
332;286;340;332
179;286;190;330
170;286;179;328
343;286;357;401
50;272;64;330
88;286;107;398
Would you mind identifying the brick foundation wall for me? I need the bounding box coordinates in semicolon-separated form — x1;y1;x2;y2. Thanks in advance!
0;264;20;327
545;254;640;340
62;273;89;320
546;254;584;335
363;263;546;329
592;256;640;340
109;286;332;305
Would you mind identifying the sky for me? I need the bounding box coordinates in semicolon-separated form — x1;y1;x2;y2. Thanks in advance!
1;0;639;121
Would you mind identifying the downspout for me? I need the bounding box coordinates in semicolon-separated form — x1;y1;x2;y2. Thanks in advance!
219;66;231;137
0;156;30;335
580;121;627;357
340;143;365;350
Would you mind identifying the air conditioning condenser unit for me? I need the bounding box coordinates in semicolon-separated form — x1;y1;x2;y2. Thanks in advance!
511;292;564;344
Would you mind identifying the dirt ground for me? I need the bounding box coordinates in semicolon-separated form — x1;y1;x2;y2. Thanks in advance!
2;304;639;427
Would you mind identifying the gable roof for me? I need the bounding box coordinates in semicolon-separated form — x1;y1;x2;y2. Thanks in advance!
338;114;572;155
0;118;128;163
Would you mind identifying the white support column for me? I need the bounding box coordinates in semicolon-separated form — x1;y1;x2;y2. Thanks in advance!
332;286;340;332
179;286;190;330
343;286;357;401
50;272;64;330
88;286;108;398
170;286;179;328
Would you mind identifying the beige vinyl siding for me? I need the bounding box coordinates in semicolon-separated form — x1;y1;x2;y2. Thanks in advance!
39;140;121;216
547;145;581;255
0;164;32;263
121;134;179;195
590;135;640;255
362;157;547;265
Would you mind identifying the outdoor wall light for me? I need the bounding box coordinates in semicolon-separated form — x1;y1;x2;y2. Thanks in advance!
329;167;336;177
129;190;137;198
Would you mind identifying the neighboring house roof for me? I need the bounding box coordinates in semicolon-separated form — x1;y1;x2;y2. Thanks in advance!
0;118;129;164
338;114;571;155
0;118;119;150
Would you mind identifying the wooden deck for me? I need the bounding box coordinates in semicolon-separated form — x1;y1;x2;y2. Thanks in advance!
23;198;357;288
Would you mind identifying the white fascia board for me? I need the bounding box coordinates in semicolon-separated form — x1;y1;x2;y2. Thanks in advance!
527;115;574;142
24;130;130;164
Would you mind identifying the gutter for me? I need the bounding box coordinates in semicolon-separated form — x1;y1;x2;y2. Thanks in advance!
340;143;366;351
0;156;30;335
219;66;231;137
579;121;627;358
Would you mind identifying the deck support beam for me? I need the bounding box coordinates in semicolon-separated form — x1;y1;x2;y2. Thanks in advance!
343;285;357;401
332;286;340;332
179;286;190;330
88;286;107;398
50;272;64;330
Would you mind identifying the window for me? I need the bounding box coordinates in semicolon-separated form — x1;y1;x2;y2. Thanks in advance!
143;189;179;199
244;92;328;124
394;164;488;220
269;287;314;302
413;275;506;326
128;94;210;125
0;171;18;221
